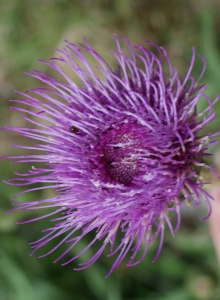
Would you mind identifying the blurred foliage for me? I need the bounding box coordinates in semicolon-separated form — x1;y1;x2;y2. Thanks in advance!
1;0;220;299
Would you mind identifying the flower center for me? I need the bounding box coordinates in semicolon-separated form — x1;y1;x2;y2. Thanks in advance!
93;122;144;184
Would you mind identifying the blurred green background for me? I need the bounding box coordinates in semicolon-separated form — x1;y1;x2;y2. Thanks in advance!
1;0;220;299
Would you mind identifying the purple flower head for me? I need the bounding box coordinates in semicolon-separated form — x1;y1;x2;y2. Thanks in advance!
2;35;219;276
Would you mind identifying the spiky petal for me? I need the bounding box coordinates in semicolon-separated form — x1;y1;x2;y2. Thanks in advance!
2;35;219;276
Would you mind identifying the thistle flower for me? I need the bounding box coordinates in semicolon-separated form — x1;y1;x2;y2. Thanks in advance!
2;36;219;276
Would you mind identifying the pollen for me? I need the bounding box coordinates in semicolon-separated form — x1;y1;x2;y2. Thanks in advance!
93;122;145;184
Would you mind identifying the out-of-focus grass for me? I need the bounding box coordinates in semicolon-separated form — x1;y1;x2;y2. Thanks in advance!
0;0;220;299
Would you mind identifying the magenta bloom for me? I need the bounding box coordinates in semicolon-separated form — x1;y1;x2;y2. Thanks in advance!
2;36;219;276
